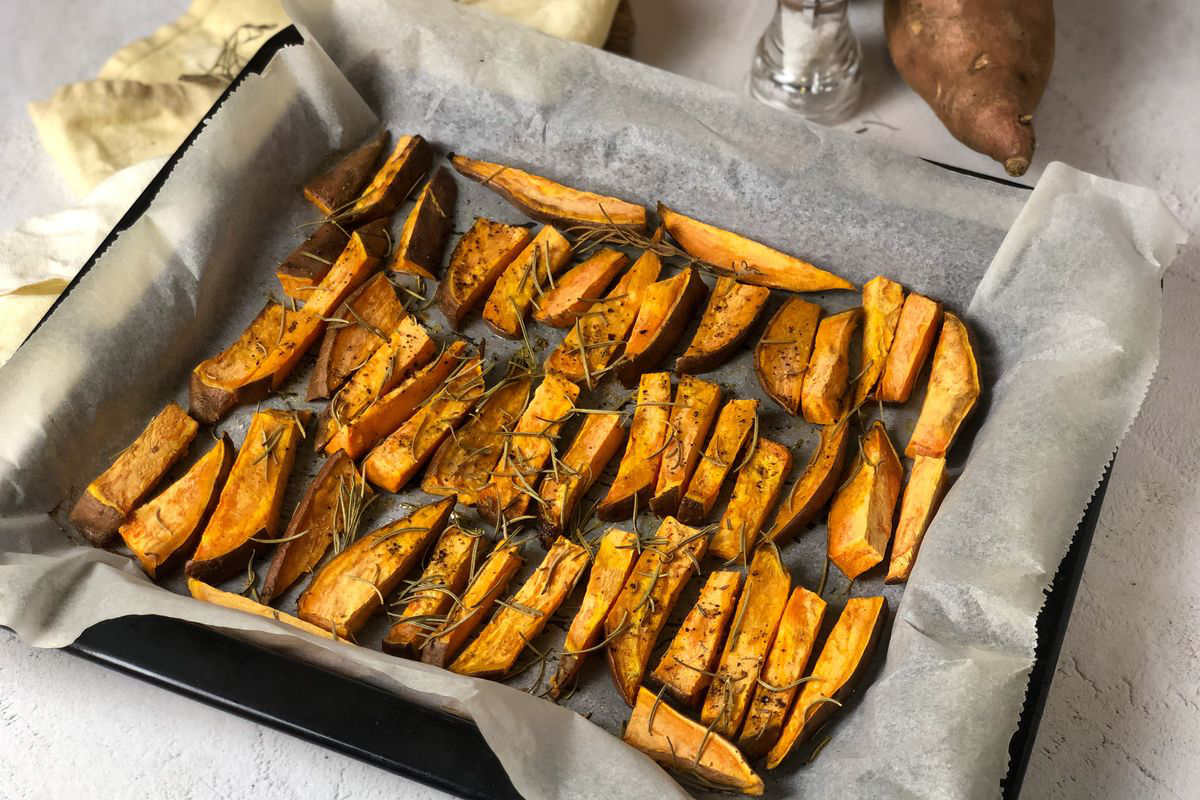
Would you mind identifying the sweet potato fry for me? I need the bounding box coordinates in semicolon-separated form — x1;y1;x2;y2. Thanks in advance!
828;420;903;580
337;134;432;225
275;222;349;299
437;218;535;329
700;545;790;739
303;130;388;216
624;686;764;796
71;403;199;546
187;578;341;641
532;248;628;328
187;301;282;423
482;225;572;338
617;267;707;387
678;398;758;525
886;455;949;583
658;203;853;293
766;596;886;768
537;412;626;542
879;293;943;403
675;277;770;374
596;372;672;521
650;376;722;517
906;312;980;457
422;542;524;668
604;516;709;705
296;496;455;638
766;419;852;545
388;166;457;278
451;154;646;230
650;570;742;707
755;297;821;415
308;272;407;400
709;438;793;564
118;434;232;578
854;276;906;406
185;410;310;582
548;528;638;699
800;307;863;425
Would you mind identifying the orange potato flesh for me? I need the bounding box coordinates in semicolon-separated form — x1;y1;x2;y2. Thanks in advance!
482;225;573;338
187;302;281;424
800;308;863;425
296;497;454;639
854;276;906;406
388;166;457;279
308;272;407;401
650;376;722;517
658;202;854;294
118;434;232;578
604;516;708;705
303;129;388;216
766;419;852;546
675;277;771;374
339;134;432;225
738;587;827;758
532;248;629;328
71;402;199;546
422;543;524;668
537;412;626;541
624;686;764;796
709;438;793;564
678;398;759;525
879;293;942;404
700;545;791;739
596;372;672;521
828;421;904;580
766;596;886;769
886;455;949;583
187;578;341;641
451;154;647;230
437;218;535;329
275;222;350;299
906;312;980;458
617;267;708;387
548;528;638;699
755;297;821;415
649;570;742;707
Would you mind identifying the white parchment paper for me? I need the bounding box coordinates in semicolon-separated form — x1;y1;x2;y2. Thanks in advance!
0;1;1187;798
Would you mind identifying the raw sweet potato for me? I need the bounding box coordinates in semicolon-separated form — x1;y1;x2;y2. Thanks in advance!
766;419;852;545
187;578;340;641
596;372;672;521
800;307;863;425
451;154;646;230
537;412;626;542
338;134;432;224
532;248;629;328
755;297;821;415
650;376;722;517
828;421;904;580
482;225;572;339
303;130;388;216
886;455;949;583
853;276;905;407
906;312;980;457
275;222;349;299
307;272;407;400
436;218;535;329
649;570;742;707
677;398;758;525
709;438;793;564
422;543;524;668
675;277;770;374
878;292;942;404
617;267;707;388
71;402;199;546
388;166;457;278
659;203;854;293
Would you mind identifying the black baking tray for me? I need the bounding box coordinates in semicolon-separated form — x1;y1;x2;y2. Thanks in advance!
23;23;1095;800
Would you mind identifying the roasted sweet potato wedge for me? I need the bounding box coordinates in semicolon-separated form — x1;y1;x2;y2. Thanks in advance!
650;376;722;517
437;218;535;329
71;402;199;546
548;528;638;699
118;434;232;578
906;312;980;458
388;166;457;278
854;276;906;406
338;134;432;225
482;225;572;339
617;267;707;387
678;398;758;525
296;496;454;638
187;578;340;641
766;419;852;545
675;277;770;374
701;545;790;739
650;570;741;707
275;222;350;299
879;293;943;403
303;130;389;216
596;372;672;521
421;542;524;667
800;307;863;425
451;154;646;230
259;451;369;603
709;438;793;564
532;248;628;328
766;596;886;768
308;272;407;400
185;410;309;582
625;686;764;796
659;203;853;293
604;516;709;705
828;420;903;580
537;412;626;543
756;298;821;415
886;455;949;583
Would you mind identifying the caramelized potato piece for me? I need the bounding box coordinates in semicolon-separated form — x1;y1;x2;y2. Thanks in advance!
678;398;758;525
596;372;672;521
650;570;742;707
118;434;232;578
800;307;863;425
701;545;790;739
548;528;638;699
388;166;457;278
739;587;827;758
650;376;722;517
482;225;572;338
625;687;764;796
879;293;943;403
766;596;886;768
537;412;626;542
766;419;852;545
886;455;949;583
308;272;407;400
437;218;535;328
906;312;980;457
303;130;388;216
617;267;707;388
296;497;454;638
854;276;906;406
422;543;524;667
709;438;793;563
185;410;309;582
755;298;821;415
828;421;903;580
676;277;770;374
532;248;628;328
451;154;646;230
71;403;199;546
338;134;432;225
659;203;853;293
187;578;340;641
604;516;708;705
275;222;349;299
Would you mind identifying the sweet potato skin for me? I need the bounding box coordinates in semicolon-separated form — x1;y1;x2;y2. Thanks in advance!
755;297;821;415
388;166;457;278
675;277;771;374
307;272;406;401
275;222;350;299
766;419;852;545
650;376;722;517
303;130;388;216
532;248;628;328
827;421;904;581
339;134;432;224
617;267;708;387
650;570;742;707
906;312;980;458
879;292;942;403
